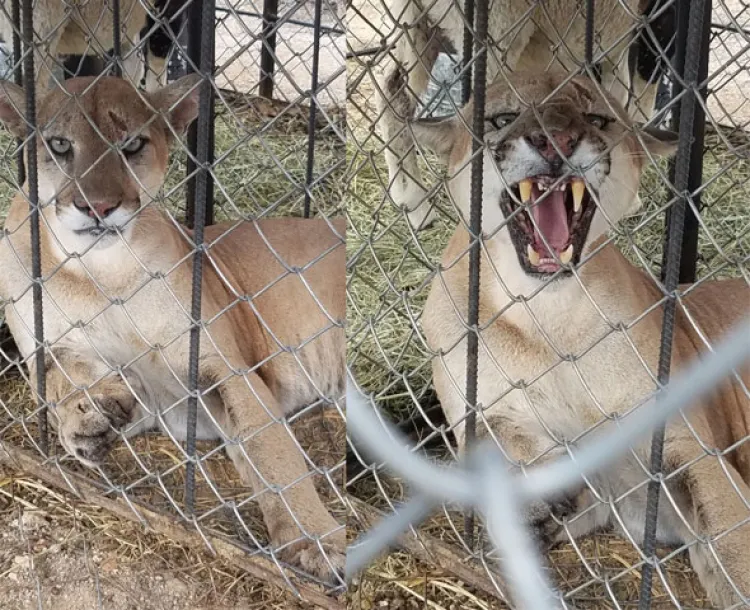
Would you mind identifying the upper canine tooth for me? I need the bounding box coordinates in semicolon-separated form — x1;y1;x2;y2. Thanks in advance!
527;244;540;266
571;180;585;213
518;179;532;203
560;244;574;265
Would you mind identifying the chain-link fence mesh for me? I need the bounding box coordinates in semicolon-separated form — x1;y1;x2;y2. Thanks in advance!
0;1;347;608
346;0;749;607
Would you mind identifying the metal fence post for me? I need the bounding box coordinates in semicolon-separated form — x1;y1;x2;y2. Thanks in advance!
112;0;122;77
460;0;475;105
185;0;215;229
303;0;324;218
462;0;489;551
185;0;215;513
259;0;279;99
184;0;217;514
638;0;711;605
585;0;595;67
660;0;711;284
20;0;47;456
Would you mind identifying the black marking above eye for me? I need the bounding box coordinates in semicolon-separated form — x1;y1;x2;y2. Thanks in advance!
585;114;613;129
486;113;520;130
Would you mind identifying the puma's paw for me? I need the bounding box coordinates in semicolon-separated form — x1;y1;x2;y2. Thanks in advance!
279;536;345;584
406;203;438;231
389;177;437;230
58;393;135;467
523;494;577;551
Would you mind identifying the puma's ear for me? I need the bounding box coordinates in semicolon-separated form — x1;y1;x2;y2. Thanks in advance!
636;125;679;158
409;115;460;162
150;73;201;136
0;81;27;138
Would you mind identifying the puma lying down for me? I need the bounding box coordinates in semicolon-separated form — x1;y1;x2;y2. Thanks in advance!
0;76;345;582
416;74;750;606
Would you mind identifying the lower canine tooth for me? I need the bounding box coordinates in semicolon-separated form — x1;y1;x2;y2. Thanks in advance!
560;244;574;265
527;244;540;266
571;180;585;212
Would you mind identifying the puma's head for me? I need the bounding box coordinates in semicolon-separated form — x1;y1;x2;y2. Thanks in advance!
0;74;200;253
411;74;677;284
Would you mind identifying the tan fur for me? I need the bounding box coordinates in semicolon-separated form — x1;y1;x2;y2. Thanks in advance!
419;74;750;606
0;1;163;92
377;0;660;228
0;76;345;581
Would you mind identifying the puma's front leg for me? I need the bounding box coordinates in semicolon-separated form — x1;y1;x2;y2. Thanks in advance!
203;358;344;582
31;349;140;466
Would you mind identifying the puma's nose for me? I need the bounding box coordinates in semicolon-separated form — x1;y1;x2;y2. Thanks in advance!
73;197;121;219
525;130;580;161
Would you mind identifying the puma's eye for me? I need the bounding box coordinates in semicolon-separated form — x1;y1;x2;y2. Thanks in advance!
486;113;519;130
585;114;612;129
47;137;71;155
122;136;146;155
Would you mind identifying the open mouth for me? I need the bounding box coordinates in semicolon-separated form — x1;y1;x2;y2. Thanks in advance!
502;175;597;276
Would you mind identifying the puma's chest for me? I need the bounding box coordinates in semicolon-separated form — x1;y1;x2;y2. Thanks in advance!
428;285;658;444
1;243;192;365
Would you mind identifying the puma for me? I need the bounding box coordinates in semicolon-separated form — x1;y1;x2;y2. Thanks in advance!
417;74;750;606
376;0;670;229
0;75;345;582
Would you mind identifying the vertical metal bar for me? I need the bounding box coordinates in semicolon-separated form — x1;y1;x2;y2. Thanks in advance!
302;0;323;218
184;0;216;513
585;0;595;68
460;0;475;105
259;0;279;99
185;0;215;229
11;0;24;186
112;0;122;77
462;0;488;550
20;0;47;455
662;0;709;284
660;0;688;279
638;0;710;606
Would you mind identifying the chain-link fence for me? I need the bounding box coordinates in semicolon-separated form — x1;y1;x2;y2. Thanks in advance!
0;1;346;608
346;0;749;607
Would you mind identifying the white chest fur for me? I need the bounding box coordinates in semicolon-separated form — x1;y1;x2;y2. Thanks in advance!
428;260;658;458
1;231;223;442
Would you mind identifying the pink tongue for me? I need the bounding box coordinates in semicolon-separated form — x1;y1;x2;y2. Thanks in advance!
531;189;569;254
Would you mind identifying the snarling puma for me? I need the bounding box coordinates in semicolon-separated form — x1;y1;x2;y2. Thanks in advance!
417;74;749;606
376;0;671;228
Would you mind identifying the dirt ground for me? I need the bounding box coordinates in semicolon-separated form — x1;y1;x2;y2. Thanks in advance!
0;464;331;610
215;0;345;107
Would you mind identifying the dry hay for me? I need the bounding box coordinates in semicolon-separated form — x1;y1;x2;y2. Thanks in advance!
345;56;749;608
0;90;345;608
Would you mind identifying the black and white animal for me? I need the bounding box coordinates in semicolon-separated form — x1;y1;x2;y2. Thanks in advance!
0;0;189;92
